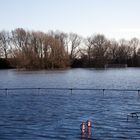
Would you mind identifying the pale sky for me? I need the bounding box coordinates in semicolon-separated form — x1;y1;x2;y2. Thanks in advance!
0;0;140;40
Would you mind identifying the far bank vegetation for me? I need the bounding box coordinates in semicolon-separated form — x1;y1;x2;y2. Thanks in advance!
0;28;140;69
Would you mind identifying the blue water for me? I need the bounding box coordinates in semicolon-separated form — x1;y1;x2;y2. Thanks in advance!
0;68;140;139
1;68;140;89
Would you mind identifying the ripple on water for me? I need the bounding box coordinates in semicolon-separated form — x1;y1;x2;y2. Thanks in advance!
0;90;140;140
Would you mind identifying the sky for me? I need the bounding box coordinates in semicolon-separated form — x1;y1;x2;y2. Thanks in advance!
0;0;140;40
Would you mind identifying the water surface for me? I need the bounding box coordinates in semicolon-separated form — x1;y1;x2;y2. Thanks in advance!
0;68;140;139
1;68;140;89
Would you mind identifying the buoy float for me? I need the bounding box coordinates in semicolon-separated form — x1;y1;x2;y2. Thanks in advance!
80;122;86;134
87;119;92;127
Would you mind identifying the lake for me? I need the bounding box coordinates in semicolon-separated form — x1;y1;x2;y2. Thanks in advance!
0;68;140;139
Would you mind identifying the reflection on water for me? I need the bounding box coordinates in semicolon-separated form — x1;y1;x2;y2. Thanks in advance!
0;89;140;140
1;68;140;89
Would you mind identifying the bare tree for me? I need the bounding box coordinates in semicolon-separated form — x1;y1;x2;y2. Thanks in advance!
29;31;47;68
85;37;94;66
108;40;119;62
68;33;81;61
90;34;110;67
45;33;69;69
0;31;10;59
129;38;139;66
116;39;132;64
11;28;28;50
11;28;31;68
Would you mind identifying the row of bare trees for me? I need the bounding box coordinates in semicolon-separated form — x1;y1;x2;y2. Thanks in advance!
0;28;140;69
84;35;140;67
0;28;83;69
